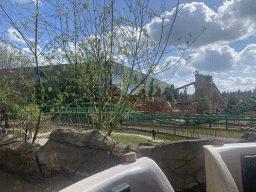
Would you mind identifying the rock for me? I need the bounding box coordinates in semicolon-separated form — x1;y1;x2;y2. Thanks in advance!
241;132;256;141
0;131;226;192
112;143;137;158
37;129;121;177
0;135;42;182
138;142;155;146
37;140;89;176
151;139;212;191
136;146;155;158
49;129;115;151
0;134;23;146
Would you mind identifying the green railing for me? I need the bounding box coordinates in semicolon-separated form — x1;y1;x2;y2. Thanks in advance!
1;101;256;127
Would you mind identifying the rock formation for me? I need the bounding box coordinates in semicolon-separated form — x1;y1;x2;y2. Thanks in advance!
0;134;43;182
0;129;217;191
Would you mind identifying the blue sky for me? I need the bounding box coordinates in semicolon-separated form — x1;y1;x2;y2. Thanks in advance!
1;0;256;94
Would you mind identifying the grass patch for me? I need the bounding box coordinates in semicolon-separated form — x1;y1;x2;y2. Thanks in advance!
111;134;158;146
7;130;23;138
38;134;50;138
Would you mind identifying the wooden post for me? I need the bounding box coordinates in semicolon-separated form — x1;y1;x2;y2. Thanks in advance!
226;120;228;130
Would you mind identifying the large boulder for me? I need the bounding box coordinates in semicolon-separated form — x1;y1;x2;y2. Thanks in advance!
0;134;42;182
37;129;120;177
241;132;256;142
49;129;115;151
151;139;212;192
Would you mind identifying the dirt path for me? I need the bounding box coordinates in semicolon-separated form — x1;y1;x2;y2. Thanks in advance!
112;132;164;143
34;131;165;146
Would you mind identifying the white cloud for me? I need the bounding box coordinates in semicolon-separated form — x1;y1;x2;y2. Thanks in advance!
216;0;256;25
236;44;256;73
238;44;256;63
214;77;256;92
7;28;35;45
7;28;26;44
243;65;256;73
160;45;239;78
159;56;193;79
147;1;256;49
189;45;239;73
12;0;42;5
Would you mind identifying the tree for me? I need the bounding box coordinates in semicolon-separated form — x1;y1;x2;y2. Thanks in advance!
155;85;162;98
149;79;154;97
196;96;212;114
187;95;193;105
1;0;202;136
0;0;54;142
164;86;175;101
0;44;34;128
48;0;203;135
228;97;237;106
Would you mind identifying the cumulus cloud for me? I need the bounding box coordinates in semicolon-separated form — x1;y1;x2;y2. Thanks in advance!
216;0;256;26
161;40;256;78
189;45;239;73
7;28;26;44
243;65;256;73
236;44;256;73
147;1;256;49
12;0;42;5
214;77;256;92
238;44;256;63
169;57;195;77
161;45;240;78
7;28;35;45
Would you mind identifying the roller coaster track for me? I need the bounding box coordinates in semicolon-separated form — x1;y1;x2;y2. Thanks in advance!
212;82;227;105
42;102;256;125
2;102;256;126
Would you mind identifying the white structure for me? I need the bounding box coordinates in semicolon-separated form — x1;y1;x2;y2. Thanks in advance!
204;143;256;192
60;157;175;192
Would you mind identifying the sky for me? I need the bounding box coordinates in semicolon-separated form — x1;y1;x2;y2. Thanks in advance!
1;0;256;95
146;0;256;94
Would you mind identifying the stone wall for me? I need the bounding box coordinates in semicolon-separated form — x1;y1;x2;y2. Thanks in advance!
0;129;215;191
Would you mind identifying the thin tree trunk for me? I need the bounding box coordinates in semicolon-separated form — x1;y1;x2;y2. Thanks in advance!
4;113;9;128
32;112;41;143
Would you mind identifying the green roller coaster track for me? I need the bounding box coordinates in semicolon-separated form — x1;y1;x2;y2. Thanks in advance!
1;101;256;126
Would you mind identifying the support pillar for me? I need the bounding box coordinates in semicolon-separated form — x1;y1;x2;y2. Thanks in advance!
226;120;228;130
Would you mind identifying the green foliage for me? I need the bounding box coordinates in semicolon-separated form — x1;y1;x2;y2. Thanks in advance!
222;89;254;103
148;79;161;98
187;95;194;105
196;96;212;114
228;97;238;106
0;0;200;137
16;103;43;142
163;86;176;101
148;78;154;97
0;47;34;128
